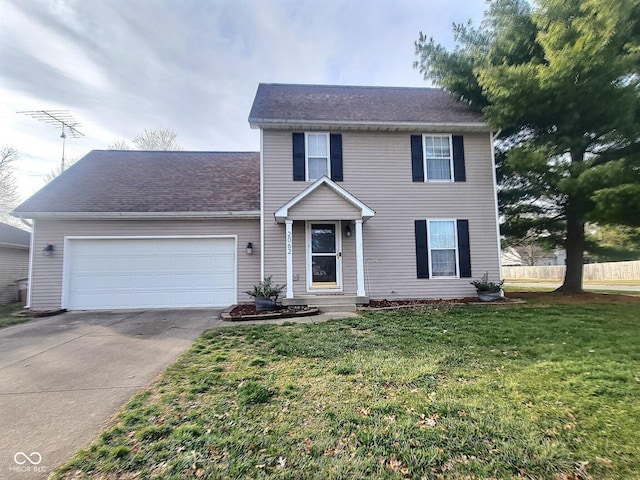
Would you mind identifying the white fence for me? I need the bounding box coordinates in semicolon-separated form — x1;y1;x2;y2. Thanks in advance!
502;260;640;282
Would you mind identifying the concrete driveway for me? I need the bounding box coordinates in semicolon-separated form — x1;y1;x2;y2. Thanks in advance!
0;308;224;479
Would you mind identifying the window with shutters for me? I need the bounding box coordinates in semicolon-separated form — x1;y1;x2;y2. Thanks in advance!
293;132;343;182
424;135;453;181
411;134;465;183
415;218;471;279
428;220;458;277
306;133;330;181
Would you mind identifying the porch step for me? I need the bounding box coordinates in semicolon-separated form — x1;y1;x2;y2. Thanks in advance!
282;295;368;313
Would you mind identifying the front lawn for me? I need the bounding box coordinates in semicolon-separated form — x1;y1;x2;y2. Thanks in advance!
54;294;640;479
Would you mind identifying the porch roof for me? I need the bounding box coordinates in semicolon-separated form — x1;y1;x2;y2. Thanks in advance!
274;177;375;223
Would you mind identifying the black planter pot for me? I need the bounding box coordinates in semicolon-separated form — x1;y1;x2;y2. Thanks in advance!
255;296;278;312
477;290;502;302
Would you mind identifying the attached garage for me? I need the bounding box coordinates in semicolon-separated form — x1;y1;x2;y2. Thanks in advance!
12;151;261;311
63;237;237;310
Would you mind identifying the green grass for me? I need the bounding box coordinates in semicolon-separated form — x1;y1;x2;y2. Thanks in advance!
53;294;640;479
0;302;27;328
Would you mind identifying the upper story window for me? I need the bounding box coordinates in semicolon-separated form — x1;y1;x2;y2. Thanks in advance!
411;134;466;183
424;135;453;181
292;132;343;182
306;133;330;181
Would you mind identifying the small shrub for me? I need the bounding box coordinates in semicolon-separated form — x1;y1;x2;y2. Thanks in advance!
470;271;504;293
245;276;286;301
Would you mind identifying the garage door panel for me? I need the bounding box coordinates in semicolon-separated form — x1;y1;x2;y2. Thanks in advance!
65;238;236;310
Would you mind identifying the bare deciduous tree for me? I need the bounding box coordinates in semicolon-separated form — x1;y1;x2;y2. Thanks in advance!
107;138;130;150
108;128;183;151
0;145;20;219
512;243;550;266
43;157;79;183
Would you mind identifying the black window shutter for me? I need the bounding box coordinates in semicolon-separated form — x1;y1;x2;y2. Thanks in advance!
415;220;429;278
411;135;424;182
292;132;305;181
452;135;466;182
457;219;472;278
330;133;343;182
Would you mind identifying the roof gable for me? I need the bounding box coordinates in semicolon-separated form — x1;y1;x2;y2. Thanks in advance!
249;83;487;130
275;177;375;223
13;151;260;218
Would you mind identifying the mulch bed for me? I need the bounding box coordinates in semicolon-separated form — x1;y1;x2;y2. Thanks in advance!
226;304;318;319
12;308;67;318
368;298;484;308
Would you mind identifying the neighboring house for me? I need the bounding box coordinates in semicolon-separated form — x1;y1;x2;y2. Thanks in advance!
0;222;30;304
13;83;501;311
501;247;567;266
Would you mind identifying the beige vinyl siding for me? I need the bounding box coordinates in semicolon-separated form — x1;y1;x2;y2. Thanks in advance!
262;129;500;300
288;184;361;220
30;218;260;309
0;246;29;303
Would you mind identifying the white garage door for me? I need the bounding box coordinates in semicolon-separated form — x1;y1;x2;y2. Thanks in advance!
64;237;236;310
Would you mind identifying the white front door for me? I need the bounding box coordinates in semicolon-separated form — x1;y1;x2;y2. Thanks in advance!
306;221;342;291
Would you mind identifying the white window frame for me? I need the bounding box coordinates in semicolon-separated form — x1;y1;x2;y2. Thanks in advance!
427;219;460;278
423;134;454;182
305;132;331;182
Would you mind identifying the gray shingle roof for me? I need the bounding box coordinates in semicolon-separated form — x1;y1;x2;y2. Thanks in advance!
249;83;485;128
0;222;30;247
13;151;260;216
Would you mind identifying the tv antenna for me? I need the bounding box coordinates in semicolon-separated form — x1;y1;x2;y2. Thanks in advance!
18;110;85;171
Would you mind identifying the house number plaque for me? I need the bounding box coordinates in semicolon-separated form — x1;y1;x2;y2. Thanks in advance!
286;230;293;255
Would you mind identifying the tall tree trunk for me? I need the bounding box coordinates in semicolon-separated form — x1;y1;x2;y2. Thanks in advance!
557;215;585;292
557;147;586;293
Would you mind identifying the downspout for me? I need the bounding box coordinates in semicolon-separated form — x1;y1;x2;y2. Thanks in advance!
490;130;503;281
259;129;265;281
25;218;35;308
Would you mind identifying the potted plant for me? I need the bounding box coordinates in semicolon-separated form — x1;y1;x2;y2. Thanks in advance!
470;271;504;302
245;276;286;311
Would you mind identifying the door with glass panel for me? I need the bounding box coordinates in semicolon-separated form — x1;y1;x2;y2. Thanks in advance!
307;222;342;290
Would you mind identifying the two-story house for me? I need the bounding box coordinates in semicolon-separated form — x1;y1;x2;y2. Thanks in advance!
13;84;500;311
250;84;501;309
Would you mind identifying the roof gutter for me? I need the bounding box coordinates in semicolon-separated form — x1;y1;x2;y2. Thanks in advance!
0;242;29;249
11;211;261;220
249;118;490;132
14;214;33;229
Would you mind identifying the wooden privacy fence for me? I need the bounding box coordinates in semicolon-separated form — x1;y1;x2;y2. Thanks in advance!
502;260;640;281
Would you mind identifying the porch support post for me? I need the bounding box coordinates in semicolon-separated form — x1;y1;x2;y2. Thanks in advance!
355;219;366;297
285;219;294;299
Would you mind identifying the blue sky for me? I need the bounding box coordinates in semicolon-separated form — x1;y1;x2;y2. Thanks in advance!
0;0;487;200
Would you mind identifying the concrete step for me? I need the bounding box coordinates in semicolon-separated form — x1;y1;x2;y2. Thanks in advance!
281;295;367;313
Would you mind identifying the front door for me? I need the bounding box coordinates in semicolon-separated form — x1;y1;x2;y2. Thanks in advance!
307;222;342;291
